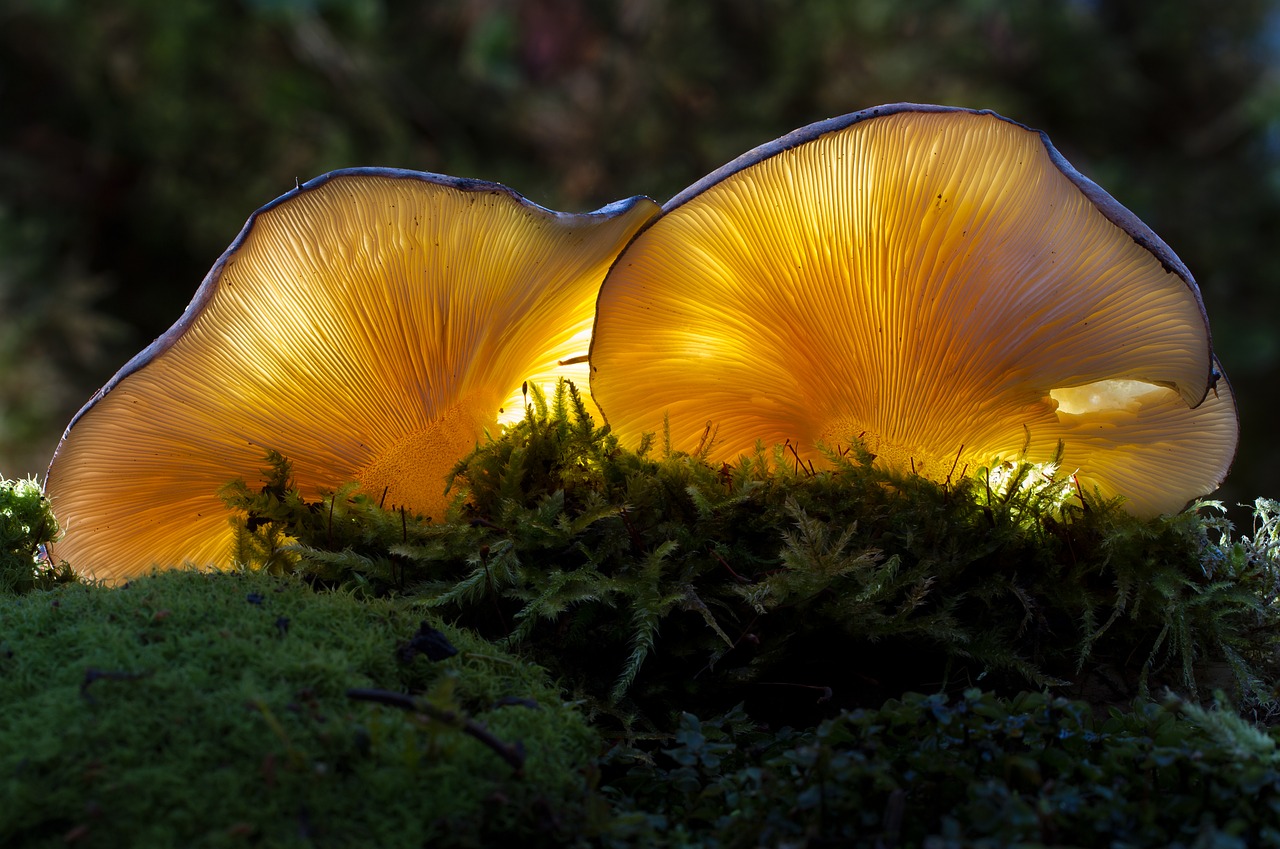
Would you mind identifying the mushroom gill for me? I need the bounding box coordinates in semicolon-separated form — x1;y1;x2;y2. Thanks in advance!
589;104;1238;516
45;168;659;582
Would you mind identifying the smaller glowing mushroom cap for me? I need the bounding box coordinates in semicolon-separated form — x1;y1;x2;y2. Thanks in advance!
589;104;1238;516
46;168;659;582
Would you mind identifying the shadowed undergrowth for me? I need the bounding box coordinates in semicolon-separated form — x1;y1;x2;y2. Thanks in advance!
221;382;1280;725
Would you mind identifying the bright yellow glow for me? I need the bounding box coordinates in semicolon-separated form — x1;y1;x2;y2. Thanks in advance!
1050;380;1167;415
982;459;1076;512
591;108;1236;518
495;325;596;427
45;174;659;583
355;390;495;519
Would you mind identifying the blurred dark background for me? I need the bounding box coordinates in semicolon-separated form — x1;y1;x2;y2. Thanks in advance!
2;0;1277;524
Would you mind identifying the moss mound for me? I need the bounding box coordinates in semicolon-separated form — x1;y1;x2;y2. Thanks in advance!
7;382;1280;846
0;569;598;848
221;383;1280;723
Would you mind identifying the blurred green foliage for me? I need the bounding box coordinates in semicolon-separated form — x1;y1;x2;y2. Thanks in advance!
2;0;1278;513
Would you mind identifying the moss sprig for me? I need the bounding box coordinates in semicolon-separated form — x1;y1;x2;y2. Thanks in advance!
0;474;71;594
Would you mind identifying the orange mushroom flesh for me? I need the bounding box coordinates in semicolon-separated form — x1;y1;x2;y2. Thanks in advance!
45;169;659;582
589;105;1238;516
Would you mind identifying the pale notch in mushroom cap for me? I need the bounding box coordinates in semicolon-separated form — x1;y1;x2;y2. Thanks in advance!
589;104;1238;517
45;168;660;582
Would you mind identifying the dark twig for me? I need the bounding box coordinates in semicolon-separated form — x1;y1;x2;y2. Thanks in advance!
785;440;815;477
945;444;965;487
492;696;541;710
81;667;152;702
1072;474;1090;512
346;688;526;772
619;506;644;552
709;547;752;584
692;420;714;457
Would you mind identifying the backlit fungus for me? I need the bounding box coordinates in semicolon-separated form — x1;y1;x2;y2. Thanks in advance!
589;104;1238;517
45;168;659;582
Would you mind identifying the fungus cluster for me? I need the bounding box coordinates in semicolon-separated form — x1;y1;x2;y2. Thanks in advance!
45;106;1238;582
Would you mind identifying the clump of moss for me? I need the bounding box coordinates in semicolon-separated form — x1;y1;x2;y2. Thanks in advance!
221;382;1280;726
0;474;70;594
0;568;598;848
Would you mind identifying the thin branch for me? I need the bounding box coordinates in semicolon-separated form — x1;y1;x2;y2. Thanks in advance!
346;688;526;772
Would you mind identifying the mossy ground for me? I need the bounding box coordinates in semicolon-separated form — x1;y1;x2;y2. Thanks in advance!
0;569;596;848
5;382;1280;847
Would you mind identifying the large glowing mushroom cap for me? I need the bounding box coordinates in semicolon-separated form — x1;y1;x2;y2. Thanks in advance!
46;168;659;582
590;104;1238;516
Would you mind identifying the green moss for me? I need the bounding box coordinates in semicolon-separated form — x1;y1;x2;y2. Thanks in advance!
0;569;598;848
0;475;69;594
13;383;1280;845
7;568;1280;847
221;382;1280;725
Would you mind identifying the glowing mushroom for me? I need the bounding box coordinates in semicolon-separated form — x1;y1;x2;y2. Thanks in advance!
46;168;659;582
589;104;1238;516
